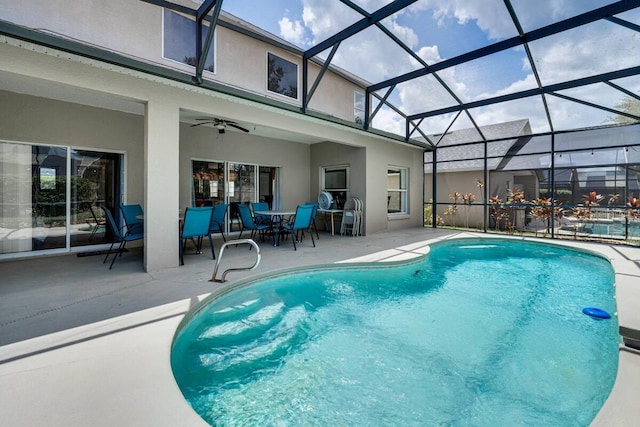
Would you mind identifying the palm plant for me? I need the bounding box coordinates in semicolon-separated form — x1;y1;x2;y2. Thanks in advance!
573;191;605;222
531;197;552;237
489;196;507;231
443;204;458;227
475;179;484;202
461;192;476;228
505;188;527;232
444;191;461;227
627;196;640;219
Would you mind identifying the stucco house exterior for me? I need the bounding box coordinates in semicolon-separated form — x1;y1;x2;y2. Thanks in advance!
0;0;428;271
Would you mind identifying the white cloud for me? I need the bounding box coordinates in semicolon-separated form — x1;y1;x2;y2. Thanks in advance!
408;0;516;40
279;1;638;135
370;105;405;134
278;17;309;47
301;0;361;43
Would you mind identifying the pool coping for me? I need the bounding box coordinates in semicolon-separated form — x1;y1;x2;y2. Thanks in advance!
0;232;638;426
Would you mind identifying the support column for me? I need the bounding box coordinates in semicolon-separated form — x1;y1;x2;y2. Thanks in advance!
144;100;180;271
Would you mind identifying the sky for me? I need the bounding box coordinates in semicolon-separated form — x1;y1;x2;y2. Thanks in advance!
219;0;640;138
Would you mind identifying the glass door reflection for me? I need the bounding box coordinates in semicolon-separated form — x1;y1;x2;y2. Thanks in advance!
227;163;256;231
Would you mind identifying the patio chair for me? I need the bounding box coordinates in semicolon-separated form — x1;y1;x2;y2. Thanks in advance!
209;203;228;242
340;198;356;236
86;205;106;241
101;206;144;269
281;204;316;251
238;203;272;243
340;198;363;236
120;204;144;235
180;206;214;265
303;202;320;239
251;201;270;226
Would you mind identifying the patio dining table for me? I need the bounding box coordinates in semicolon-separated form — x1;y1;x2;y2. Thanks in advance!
254;209;295;246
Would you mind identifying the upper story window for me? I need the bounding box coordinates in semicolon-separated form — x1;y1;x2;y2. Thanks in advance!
267;52;298;100
163;9;215;72
354;91;365;124
387;166;408;214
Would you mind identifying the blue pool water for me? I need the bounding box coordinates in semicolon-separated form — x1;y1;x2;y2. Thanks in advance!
569;221;640;239
171;238;619;426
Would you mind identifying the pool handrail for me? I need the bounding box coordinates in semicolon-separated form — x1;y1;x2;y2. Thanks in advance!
210;238;261;283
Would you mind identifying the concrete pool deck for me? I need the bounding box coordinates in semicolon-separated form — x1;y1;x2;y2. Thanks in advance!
0;228;639;426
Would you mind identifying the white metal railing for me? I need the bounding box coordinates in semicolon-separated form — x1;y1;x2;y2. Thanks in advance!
210;239;261;283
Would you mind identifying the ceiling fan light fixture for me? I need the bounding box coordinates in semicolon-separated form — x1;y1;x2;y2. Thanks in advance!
191;117;249;133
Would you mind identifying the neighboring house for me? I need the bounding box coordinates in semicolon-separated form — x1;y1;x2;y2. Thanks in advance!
0;0;426;270
424;119;535;229
424;118;640;232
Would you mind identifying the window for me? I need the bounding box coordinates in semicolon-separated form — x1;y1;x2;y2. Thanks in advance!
163;9;215;72
322;165;349;209
387;166;408;214
267;52;298;99
354;91;365;124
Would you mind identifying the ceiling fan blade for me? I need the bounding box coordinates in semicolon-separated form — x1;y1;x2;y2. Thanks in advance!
190;122;213;127
227;123;250;133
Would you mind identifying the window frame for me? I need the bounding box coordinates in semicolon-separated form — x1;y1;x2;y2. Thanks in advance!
387;166;409;215
321;165;350;210
354;90;365;124
162;8;216;74
266;52;299;100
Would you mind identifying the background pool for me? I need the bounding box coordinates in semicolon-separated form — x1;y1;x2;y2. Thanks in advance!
171;239;619;426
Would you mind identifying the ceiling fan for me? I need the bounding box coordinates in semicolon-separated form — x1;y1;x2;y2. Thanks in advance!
191;117;250;134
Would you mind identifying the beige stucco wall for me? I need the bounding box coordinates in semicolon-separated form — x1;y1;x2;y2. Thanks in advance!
0;25;426;267
367;139;425;233
0;0;365;123
0;90;145;206
179;123;311;211
0;0;161;64
308;137;424;235
310;142;366;232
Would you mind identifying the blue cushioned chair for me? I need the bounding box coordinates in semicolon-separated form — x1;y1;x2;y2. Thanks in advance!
281;204;316;251
180;206;214;265
120;204;144;235
251;201;270;227
210;203;228;242
238;203;271;243
102;206;144;269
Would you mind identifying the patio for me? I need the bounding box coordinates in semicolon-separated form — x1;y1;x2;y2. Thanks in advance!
1;228;639;426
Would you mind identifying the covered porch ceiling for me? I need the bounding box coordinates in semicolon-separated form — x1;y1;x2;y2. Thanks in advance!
0;67;328;145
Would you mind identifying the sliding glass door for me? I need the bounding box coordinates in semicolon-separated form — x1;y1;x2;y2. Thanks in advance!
0;141;122;255
69;150;121;247
191;160;279;233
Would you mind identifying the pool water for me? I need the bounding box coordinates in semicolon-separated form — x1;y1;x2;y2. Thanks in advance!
571;221;640;239
171;238;619;426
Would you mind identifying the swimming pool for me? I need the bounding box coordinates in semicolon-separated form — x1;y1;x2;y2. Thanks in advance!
171;238;619;426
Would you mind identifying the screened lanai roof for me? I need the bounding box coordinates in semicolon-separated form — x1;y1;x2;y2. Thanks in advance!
216;0;640;146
